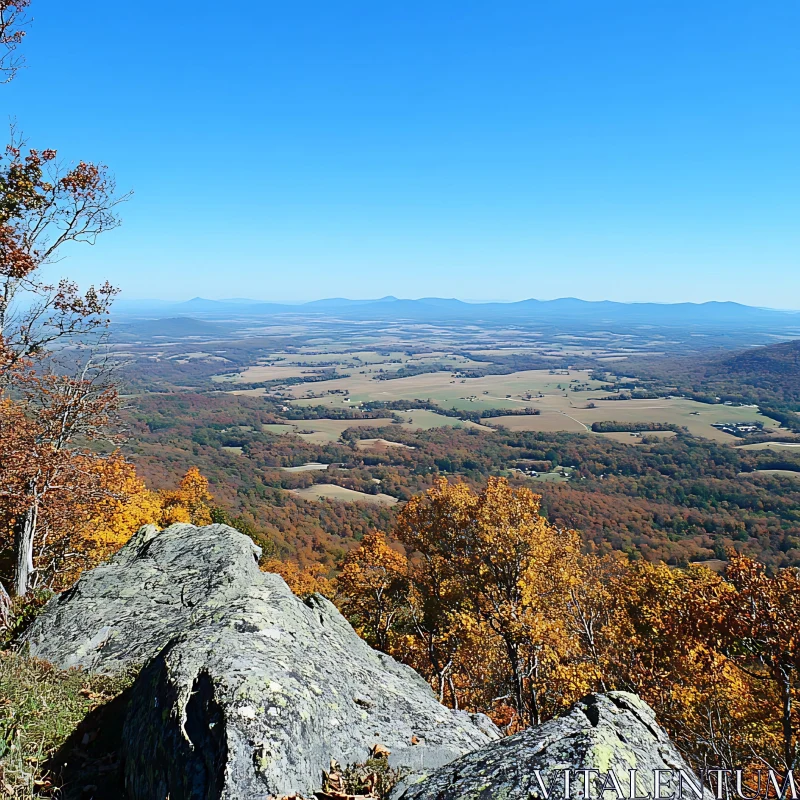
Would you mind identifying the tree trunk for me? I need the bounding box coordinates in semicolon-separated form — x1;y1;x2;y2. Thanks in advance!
780;672;794;769
0;581;12;630
12;502;38;597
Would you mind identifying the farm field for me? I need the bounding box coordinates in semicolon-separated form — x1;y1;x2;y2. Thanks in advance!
593;431;677;444
271;418;396;443
263;413;488;443
484;397;779;441
263;423;298;434
288;368;602;411
212;365;324;383
356;438;415;451
218;350;485;385
288;485;399;506
737;441;800;451
237;361;785;443
738;469;800;480
395;409;492;431
485;412;588;433
281;463;331;472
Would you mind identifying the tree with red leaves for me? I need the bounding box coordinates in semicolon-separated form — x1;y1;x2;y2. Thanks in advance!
0;0;29;83
0;3;132;600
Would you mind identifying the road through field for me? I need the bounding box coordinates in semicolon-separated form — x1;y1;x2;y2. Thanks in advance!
556;410;590;431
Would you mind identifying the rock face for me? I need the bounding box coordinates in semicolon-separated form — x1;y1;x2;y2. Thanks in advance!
23;523;499;799
395;691;711;800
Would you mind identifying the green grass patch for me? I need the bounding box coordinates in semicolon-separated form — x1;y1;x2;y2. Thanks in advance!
0;652;132;798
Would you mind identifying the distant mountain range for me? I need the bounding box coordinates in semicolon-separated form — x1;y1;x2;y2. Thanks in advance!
113;296;800;329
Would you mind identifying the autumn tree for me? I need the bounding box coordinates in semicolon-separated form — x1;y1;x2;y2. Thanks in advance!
0;1;28;83
336;531;408;652
0;1;132;603
157;466;214;526
591;560;768;770
5;451;163;591
334;478;796;766
0;134;124;378
0;361;122;595
262;558;334;599
691;554;800;769
342;477;590;727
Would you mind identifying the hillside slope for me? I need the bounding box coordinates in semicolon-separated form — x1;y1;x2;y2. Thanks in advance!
712;339;800;402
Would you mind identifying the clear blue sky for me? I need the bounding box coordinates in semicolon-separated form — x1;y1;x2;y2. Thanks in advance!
5;1;800;306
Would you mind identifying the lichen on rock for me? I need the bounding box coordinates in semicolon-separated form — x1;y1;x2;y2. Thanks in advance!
22;523;499;799
393;692;713;800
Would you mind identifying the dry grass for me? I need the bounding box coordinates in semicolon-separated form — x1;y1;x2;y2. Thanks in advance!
0;652;132;799
356;438;415;451
288;485;399;506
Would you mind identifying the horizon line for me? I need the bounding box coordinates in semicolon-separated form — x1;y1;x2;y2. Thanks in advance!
112;295;800;313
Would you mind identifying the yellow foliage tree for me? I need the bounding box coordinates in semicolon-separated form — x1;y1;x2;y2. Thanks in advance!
47;453;163;588
336;531;408;652
688;554;800;769
157;466;213;527
341;477;591;727
262;558;334;599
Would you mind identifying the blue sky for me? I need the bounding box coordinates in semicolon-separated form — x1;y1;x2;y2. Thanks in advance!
4;1;800;306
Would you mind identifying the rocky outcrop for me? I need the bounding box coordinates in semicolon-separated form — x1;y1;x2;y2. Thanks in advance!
395;691;711;800
23;523;499;799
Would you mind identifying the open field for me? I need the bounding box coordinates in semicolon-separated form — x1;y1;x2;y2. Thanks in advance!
281;463;331;472
263;423;298;434
738;469;800;479
594;431;677;444
262;418;396;443
287;368;604;411
194;331;794;445
263;413;488;443
484;397;780;442
218;350;485;385
737;441;800;451
356;438;415;450
396;410;493;431
485;412;588;433
241;361;785;443
249;364;782;442
288;485;399;506
213;365;328;383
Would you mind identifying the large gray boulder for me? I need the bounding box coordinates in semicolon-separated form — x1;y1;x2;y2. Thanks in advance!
23;523;499;799
395;691;711;800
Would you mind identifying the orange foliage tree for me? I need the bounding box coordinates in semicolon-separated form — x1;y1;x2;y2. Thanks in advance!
337;478;591;727
0;366;123;595
689;554;800;769
262;558;334;599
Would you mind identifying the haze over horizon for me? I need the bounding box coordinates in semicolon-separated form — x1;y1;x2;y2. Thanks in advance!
11;1;800;308
116;294;800;313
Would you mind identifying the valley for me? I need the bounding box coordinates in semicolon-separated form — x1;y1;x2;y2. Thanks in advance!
113;305;800;571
